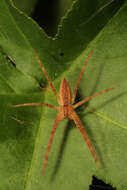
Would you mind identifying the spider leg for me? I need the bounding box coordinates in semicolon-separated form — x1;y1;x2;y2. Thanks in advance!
43;112;63;171
11;102;59;110
70;109;101;167
34;52;59;103
73;85;118;109
72;51;93;104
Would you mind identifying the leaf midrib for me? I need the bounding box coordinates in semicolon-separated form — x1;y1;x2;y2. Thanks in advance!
94;110;127;130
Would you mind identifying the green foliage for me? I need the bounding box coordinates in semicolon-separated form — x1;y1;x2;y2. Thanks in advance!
0;0;126;189
12;0;37;15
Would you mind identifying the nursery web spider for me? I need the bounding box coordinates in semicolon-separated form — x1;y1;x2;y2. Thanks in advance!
12;52;117;171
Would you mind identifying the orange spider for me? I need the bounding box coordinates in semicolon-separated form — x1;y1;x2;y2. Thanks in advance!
12;52;117;171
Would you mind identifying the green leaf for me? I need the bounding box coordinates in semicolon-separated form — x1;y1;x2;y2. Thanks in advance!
59;0;75;18
12;0;38;15
56;0;124;59
0;0;126;190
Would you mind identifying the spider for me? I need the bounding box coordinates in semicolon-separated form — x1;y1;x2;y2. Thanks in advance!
12;52;117;171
